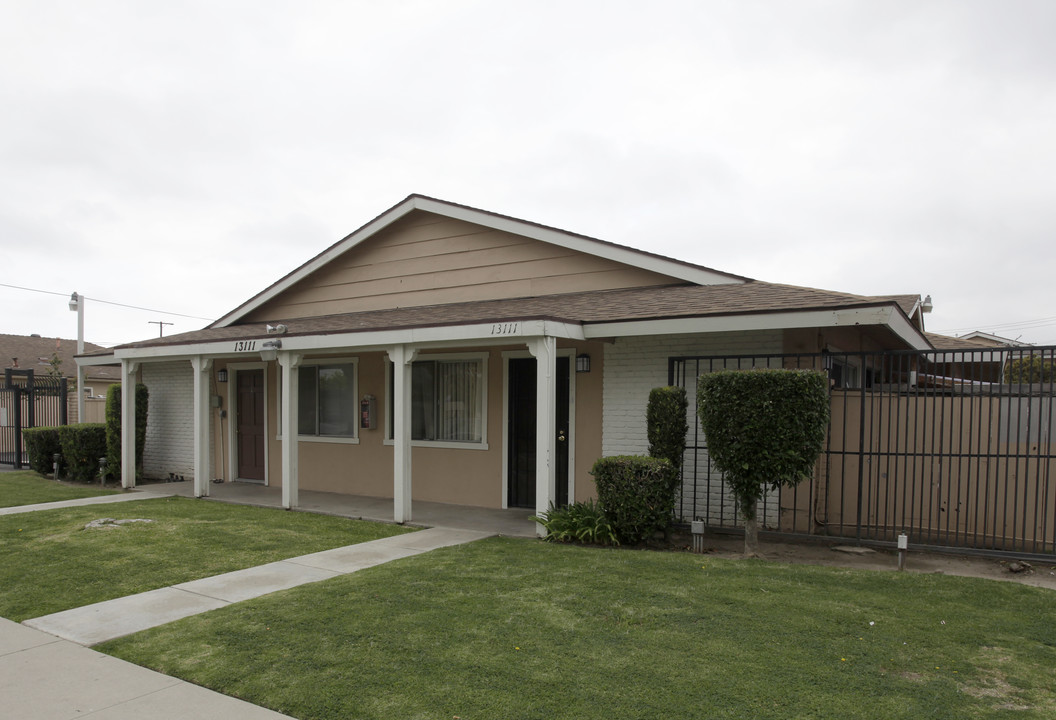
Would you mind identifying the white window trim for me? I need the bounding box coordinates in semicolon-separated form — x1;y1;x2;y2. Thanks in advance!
277;356;360;444
384;351;489;450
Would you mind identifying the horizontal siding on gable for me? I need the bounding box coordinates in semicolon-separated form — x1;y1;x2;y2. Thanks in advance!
246;211;679;321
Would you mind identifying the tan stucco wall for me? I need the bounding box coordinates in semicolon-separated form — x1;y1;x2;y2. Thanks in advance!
233;341;604;509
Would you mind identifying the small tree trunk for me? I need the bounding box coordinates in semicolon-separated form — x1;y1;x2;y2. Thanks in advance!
743;498;761;558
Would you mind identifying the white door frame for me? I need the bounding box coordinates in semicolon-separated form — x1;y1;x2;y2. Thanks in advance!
226;362;270;485
500;348;576;509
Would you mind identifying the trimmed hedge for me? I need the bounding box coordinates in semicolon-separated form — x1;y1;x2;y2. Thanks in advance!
647;386;688;471
696;368;830;518
105;383;149;480
57;424;108;482
21;427;63;475
591;455;676;545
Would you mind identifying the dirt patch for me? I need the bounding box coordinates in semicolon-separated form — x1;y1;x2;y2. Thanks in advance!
669;531;1056;591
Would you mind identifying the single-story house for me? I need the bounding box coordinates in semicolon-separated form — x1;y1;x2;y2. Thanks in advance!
85;195;935;529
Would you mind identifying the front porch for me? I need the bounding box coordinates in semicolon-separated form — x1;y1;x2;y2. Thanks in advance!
149;480;537;537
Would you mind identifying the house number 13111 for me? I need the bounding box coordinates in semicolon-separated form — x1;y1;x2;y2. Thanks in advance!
490;322;520;336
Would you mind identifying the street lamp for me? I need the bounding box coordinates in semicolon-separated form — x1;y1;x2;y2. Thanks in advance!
69;292;85;422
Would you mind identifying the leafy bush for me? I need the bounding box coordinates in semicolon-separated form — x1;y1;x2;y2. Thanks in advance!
532;500;619;546
1004;355;1056;384
21;427;62;475
57;424;108;482
647;386;688;471
697;368;829;554
591;455;676;545
105;383;149;480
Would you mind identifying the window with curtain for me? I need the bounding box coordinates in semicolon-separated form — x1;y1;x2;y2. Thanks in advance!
298;362;356;437
389;358;484;443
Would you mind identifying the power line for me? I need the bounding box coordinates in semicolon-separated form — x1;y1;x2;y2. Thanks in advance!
0;282;215;321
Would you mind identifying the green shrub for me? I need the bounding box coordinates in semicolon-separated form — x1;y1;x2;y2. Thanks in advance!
697;368;829;554
1004;355;1056;384
647;385;688;473
57;424;108;482
21;427;63;475
591;455;676;545
105;383;149;480
532;500;619;546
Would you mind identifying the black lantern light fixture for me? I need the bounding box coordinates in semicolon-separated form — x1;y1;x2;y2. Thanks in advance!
575;353;591;373
217;369;228;383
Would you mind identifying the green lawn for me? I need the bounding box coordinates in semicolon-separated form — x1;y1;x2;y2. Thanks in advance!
0;496;415;622
99;537;1056;720
0;470;121;507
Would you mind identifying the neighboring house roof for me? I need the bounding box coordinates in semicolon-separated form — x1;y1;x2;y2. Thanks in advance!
925;333;989;351
956;331;1032;347
211;194;750;329
0;334;120;381
116;280;926;351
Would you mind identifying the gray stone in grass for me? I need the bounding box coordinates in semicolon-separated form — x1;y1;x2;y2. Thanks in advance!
84;518;155;530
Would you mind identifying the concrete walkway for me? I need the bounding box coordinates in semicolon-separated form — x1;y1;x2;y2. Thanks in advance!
23;526;491;645
1;617;293;719
1;488;497;719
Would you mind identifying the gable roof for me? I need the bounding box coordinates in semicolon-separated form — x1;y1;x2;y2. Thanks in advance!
211;194;750;328
0;334;120;381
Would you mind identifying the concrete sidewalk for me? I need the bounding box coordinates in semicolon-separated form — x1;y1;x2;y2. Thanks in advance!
0;617;295;719
0;488;179;516
24;526;491;645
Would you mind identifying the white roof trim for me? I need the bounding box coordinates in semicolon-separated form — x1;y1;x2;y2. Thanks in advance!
212;195;745;329
584;306;932;351
115;320;586;361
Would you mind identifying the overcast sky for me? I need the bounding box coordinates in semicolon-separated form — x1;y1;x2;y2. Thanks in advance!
2;0;1054;349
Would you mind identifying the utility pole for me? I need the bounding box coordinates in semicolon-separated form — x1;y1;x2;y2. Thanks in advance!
148;321;174;337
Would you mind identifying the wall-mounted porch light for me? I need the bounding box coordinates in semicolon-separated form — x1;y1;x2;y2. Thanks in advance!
260;339;282;362
575;353;591;373
217;369;228;383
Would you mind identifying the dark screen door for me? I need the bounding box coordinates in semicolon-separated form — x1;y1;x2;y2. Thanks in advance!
507;357;570;508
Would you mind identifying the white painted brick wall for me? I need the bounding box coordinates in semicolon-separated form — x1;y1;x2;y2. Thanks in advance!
602;330;784;527
142;362;195;480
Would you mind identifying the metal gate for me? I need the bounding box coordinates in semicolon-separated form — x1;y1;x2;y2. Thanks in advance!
671;345;1056;561
0;369;68;468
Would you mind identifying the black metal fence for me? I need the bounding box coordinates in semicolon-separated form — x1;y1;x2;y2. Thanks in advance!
1;369;68;468
670;345;1056;561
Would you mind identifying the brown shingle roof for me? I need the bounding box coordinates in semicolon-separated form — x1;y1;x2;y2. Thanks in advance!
117;280;922;350
0;334;121;380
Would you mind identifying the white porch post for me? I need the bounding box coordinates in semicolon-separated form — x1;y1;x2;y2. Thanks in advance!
191;357;213;498
120;360;137;489
279;351;302;509
387;344;415;524
529;336;557;536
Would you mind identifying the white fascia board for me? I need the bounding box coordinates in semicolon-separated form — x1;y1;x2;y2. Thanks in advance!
115;319;586;361
74;354;120;368
413;196;744;287
584;306;932;350
213;196;745;328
